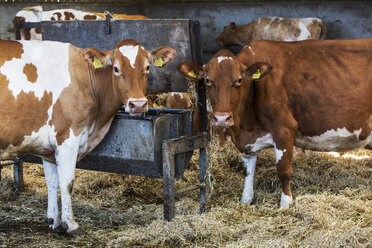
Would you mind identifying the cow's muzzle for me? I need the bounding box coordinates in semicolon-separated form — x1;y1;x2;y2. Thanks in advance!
211;112;234;126
126;98;148;115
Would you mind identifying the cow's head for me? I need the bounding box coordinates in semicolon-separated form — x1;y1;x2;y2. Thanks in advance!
178;50;271;127
216;22;241;47
83;39;176;115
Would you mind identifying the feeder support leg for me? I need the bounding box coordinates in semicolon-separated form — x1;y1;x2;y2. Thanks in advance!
13;159;24;191
199;145;210;213
163;141;175;221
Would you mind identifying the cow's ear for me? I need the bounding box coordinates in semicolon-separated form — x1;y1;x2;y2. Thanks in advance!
178;61;204;80
245;62;272;80
150;46;176;68
83;48;112;69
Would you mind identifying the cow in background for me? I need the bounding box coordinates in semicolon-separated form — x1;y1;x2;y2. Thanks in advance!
147;92;200;134
148;92;193;109
13;5;147;40
216;17;326;47
178;38;372;209
0;38;175;234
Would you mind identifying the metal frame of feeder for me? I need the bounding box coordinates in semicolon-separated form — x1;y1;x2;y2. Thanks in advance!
0;158;24;191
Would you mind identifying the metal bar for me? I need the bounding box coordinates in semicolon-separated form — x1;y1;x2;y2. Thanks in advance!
15;22;21;40
19;22;41;29
13;159;24;192
193;21;208;133
189;20;197;65
193;21;203;65
175;184;205;196
199;146;210;213
105;14;111;35
162;140;175;221
0;161;17;167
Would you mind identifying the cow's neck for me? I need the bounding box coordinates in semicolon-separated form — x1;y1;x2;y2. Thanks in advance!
230;79;261;150
87;66;122;126
237;23;254;45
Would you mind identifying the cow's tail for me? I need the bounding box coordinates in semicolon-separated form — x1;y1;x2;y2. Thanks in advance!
318;20;327;40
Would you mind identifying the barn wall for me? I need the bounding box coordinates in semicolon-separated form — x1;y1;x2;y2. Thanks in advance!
0;1;371;62
142;1;372;61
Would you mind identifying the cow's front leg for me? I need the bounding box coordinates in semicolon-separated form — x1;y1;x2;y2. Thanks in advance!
43;159;60;230
274;138;294;209
55;141;84;235
240;154;257;205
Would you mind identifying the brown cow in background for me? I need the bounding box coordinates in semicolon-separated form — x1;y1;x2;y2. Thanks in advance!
147;92;200;135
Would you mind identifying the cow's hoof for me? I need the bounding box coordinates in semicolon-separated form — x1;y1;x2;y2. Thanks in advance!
52;222;68;234
46;217;61;230
279;192;293;209
68;227;87;236
54;222;86;235
53;225;66;233
47;218;54;225
279;204;291;210
240;197;255;205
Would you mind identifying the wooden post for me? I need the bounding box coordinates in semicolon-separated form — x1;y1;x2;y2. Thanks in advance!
13;159;24;192
163;141;175;221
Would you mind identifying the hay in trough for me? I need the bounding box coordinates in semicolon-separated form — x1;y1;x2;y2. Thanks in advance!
0;136;371;247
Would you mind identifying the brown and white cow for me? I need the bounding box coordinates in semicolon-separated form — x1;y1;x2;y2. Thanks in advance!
178;38;372;209
147;92;200;134
147;92;193;109
0;39;175;233
216;17;326;47
13;5;147;40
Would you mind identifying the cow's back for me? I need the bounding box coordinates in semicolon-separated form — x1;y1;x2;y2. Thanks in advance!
0;40;74;158
253;17;324;42
238;38;372;139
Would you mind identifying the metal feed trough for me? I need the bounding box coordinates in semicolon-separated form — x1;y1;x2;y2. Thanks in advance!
6;17;211;220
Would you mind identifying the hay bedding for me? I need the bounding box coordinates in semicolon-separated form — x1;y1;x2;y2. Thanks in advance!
0;138;371;247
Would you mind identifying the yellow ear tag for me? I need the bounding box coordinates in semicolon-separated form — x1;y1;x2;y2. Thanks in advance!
93;57;103;69
252;69;261;80
154;58;163;67
232;28;236;33
152;102;160;108
188;70;196;78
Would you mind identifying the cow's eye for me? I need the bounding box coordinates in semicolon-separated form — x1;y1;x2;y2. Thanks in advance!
146;65;150;71
113;66;119;74
205;78;213;87
233;78;242;87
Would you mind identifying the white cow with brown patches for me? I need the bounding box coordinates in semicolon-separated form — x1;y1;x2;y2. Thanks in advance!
13;5;148;40
0;39;175;234
216;17;326;47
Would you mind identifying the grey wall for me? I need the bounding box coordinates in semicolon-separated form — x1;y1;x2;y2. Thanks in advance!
1;1;371;63
142;1;372;61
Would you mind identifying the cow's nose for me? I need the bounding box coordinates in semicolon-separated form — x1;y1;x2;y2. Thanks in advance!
211;112;234;126
126;98;148;114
